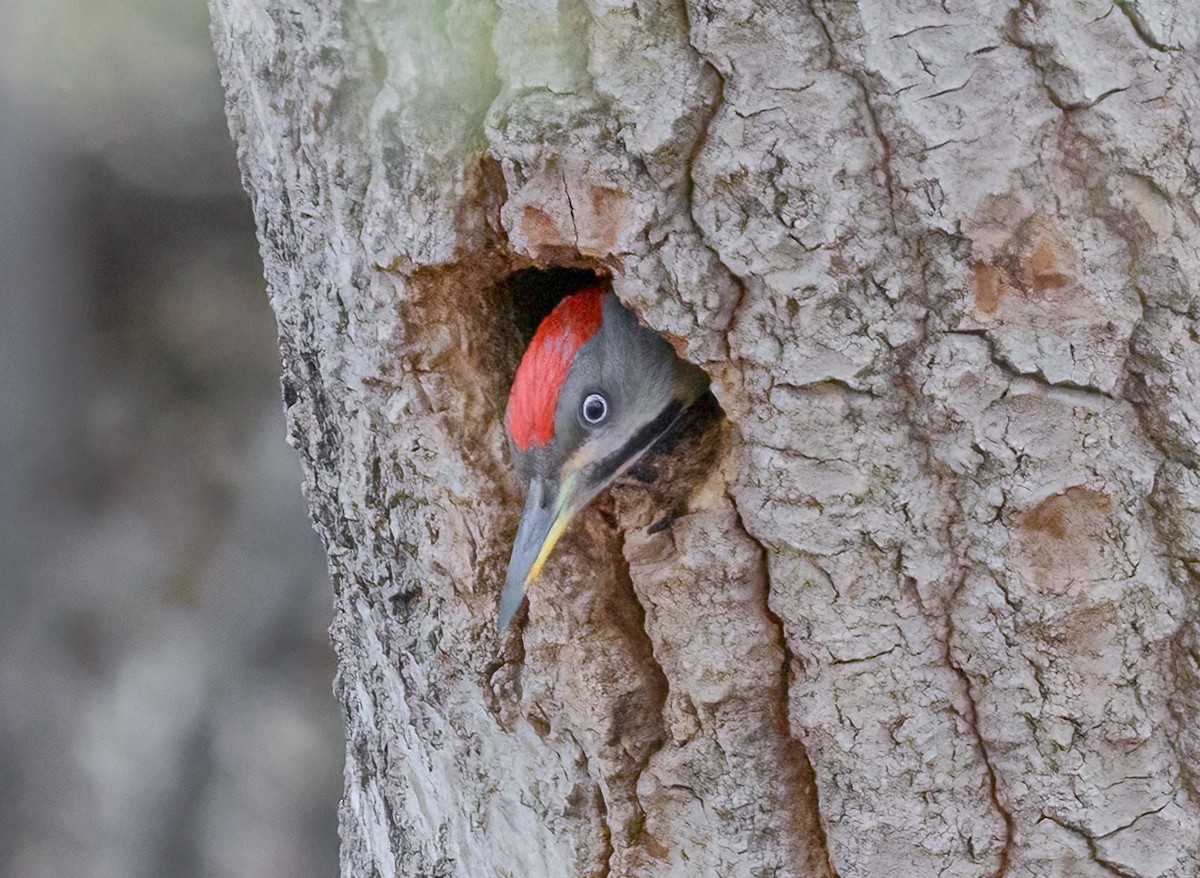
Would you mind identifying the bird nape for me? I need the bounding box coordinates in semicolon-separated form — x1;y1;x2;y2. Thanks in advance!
498;287;711;631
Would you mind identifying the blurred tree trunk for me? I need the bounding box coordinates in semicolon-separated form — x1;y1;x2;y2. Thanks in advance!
209;0;1200;876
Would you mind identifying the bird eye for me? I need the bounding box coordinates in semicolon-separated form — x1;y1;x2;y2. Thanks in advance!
580;392;609;426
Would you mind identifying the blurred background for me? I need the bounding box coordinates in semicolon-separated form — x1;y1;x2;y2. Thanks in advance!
0;1;343;876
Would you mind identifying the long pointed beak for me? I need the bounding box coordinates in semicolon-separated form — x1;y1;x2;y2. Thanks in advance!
498;476;575;631
497;397;697;631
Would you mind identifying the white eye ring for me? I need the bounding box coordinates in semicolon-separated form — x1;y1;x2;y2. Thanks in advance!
580;392;609;426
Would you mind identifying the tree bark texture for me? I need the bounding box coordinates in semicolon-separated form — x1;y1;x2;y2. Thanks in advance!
210;0;1200;875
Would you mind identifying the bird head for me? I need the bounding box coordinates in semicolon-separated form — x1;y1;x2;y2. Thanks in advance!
499;287;709;630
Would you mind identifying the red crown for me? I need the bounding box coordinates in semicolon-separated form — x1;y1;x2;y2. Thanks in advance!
506;288;606;451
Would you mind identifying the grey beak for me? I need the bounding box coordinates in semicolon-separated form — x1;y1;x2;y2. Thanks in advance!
497;398;699;631
499;478;563;631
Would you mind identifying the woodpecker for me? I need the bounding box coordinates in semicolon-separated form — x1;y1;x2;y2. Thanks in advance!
499;287;710;630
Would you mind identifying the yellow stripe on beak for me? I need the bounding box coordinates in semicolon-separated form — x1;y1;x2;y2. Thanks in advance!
498;470;583;631
526;505;572;586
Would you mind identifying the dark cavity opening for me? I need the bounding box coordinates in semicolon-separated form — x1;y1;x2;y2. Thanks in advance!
499;266;608;345
481;265;609;393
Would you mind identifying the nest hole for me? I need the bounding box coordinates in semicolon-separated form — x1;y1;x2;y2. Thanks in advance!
494;266;608;347
483;264;726;499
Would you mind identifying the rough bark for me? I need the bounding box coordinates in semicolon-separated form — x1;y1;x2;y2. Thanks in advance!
209;0;1200;876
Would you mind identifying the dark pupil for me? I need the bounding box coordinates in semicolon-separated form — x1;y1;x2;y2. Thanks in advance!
584;396;606;422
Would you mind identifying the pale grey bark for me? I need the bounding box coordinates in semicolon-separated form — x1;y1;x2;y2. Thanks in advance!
209;1;1200;876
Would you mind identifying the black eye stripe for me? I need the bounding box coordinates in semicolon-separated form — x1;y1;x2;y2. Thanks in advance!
587;399;684;487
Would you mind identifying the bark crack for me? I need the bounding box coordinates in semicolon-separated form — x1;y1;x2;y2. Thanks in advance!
676;0;752;357
568;733;615;878
1003;2;1136;117
899;253;1020;872
919;74;976;103
1047;85;1132;113
944;575;1017;878
727;492;843;878
612;528;669;862
1038;813;1144;878
804;0;900;233
1112;0;1180;53
562;167;580;249
946;329;1120;401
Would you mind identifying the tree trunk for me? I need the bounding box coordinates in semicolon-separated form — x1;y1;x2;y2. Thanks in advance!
209;0;1200;875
